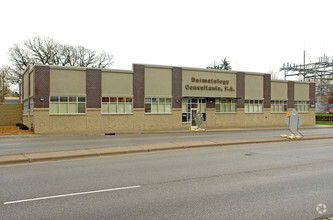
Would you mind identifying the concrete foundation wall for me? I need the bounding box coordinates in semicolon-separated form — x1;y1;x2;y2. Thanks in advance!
0;104;22;126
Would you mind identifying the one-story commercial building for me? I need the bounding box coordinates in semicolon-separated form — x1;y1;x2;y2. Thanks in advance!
21;64;316;134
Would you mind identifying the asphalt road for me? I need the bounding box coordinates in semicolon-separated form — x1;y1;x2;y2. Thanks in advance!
0;127;332;155
0;139;332;219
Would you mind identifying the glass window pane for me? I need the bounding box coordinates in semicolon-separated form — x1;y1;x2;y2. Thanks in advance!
102;103;109;113
78;103;85;113
245;103;249;112
50;96;58;102
152;98;158;104
182;104;186;113
201;104;206;113
50;103;59;113
152;104;158;113
118;97;125;103
145;98;151;103
69;97;76;102
226;103;231;112
159;98;165;104
118;103;125;113
145;103;151;113
110;97;117;102
182;113;187;122
60;97;68;102
78;97;85;102
166;98;172;104
165;104;172;113
158;104;165;113
60;103;68;113
69;103;77;113
182;98;186;104
109;103;117;113
126;98;132;103
231;103;236;112
202;113;206;121
126;103;133;113
221;103;226;112
216;104;220;112
102;97;109;102
259;104;263;112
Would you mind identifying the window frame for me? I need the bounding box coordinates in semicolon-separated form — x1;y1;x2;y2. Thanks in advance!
295;100;309;112
144;97;172;114
271;100;288;113
215;98;237;113
29;98;34;115
101;97;133;114
23;99;29;115
49;96;86;114
244;99;264;113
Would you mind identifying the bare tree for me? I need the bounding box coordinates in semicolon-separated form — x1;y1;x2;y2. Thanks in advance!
269;70;282;80
8;36;114;85
0;66;13;102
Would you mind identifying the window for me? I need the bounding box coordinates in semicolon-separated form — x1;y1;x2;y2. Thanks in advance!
216;98;237;113
50;96;86;114
271;100;288;113
182;98;206;122
29;98;34;115
245;100;263;113
145;98;172;113
295;101;309;112
101;97;133;114
23;100;29;115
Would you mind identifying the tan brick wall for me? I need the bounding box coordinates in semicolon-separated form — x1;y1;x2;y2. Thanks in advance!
22;115;33;128
0;104;22;126
31;107;315;134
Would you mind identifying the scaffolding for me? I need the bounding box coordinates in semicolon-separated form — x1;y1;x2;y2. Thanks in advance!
280;53;333;103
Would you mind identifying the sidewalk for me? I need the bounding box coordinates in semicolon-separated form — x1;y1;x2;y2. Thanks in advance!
1;133;332;166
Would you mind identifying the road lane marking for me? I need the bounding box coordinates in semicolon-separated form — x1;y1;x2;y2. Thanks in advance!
4;185;141;205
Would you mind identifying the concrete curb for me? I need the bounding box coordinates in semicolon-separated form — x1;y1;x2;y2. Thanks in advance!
0;125;332;139
0;134;333;166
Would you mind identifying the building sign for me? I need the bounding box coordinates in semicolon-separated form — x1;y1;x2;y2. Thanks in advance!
185;77;235;92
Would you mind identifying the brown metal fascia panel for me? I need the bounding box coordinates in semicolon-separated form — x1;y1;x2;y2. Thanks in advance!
309;82;316;108
172;67;182;108
263;74;271;108
34;66;50;108
236;72;245;108
133;64;145;108
86;69;101;108
288;81;294;108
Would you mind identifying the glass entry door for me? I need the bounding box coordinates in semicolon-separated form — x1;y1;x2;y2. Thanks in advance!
190;108;198;129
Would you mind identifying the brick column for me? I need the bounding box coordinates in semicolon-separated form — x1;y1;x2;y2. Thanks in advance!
309;82;316;108
263;74;271;108
34;66;50;108
172;67;182;108
133;64;145;108
86;68;101;108
236;72;245;108
288;81;294;108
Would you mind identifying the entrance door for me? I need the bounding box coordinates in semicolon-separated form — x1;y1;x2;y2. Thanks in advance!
190;108;198;129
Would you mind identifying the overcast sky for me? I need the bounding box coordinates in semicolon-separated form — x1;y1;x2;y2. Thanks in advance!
1;0;333;78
